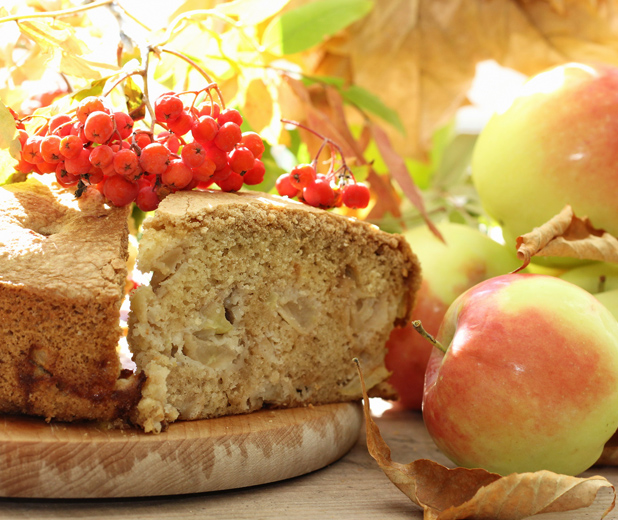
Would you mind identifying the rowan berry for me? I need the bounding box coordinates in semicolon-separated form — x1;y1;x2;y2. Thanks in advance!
136;184;160;212
191;116;219;145
167;109;193;136
303;178;335;208
84;111;114;144
217;108;242;126
113;148;140;179
242;159;265;185
213;122;241;152
289;164;316;190
22;136;44;164
89;145;114;169
76;96;107;124
275;173;299;198
139;143;170;175
162;159;193;189
241;132;265;158
342;182;370;209
216;171;243;192
198;101;220;119
154;94;184;123
181;141;206;169
104;175;139;206
228;146;254;174
113;111;134;140
40;135;62;163
49;114;72;136
64;147;92;175
191;158;217;182
60;135;83;159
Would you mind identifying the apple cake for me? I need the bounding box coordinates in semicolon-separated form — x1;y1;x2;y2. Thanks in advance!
0;177;142;422
129;190;420;433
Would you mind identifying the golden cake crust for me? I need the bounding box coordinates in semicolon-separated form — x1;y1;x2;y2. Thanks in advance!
0;178;141;422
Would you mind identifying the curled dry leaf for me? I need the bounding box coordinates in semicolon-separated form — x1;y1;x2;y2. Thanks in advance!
354;359;616;519
514;205;618;272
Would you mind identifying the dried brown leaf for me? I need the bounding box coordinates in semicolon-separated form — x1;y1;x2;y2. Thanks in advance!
355;360;616;519
515;206;618;272
308;0;618;158
370;122;444;241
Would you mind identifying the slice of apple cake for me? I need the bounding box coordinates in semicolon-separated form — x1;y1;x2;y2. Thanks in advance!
128;189;420;433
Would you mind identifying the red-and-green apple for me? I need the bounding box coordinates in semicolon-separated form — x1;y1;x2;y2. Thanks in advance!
472;63;618;255
423;273;618;476
384;222;520;409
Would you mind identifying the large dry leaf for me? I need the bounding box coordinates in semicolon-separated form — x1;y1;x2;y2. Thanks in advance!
515;205;618;271
355;360;616;519
308;0;618;158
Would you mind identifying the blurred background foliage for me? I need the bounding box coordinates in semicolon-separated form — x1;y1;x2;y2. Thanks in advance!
2;0;618;232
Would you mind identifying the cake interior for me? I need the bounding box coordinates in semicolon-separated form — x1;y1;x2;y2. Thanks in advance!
129;192;415;433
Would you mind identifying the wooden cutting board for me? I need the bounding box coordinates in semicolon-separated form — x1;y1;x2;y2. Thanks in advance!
0;402;362;499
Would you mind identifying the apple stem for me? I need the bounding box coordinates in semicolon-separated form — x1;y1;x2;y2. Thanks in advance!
411;320;447;354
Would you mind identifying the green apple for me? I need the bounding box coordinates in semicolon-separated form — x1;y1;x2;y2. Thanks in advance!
423;273;618;476
559;262;618;294
472;63;618;254
384;222;520;409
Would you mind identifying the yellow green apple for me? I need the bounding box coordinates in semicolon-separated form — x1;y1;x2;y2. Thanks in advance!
423;273;618;476
559;262;618;294
472;63;618;254
384;222;520;409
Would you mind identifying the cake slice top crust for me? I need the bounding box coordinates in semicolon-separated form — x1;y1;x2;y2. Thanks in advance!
0;177;129;302
140;189;420;326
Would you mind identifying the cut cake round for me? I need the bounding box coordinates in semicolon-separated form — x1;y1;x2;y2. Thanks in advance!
0;178;142;422
129;190;420;433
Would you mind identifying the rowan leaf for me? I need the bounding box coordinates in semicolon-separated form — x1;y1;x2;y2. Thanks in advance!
515;206;618;272
355;360;617;520
262;0;374;55
0;101;20;186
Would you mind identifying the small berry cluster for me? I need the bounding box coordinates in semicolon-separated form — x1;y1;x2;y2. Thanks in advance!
12;87;265;211
274;120;370;210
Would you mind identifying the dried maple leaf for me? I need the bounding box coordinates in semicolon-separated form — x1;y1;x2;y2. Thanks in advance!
309;0;618;158
515;205;618;272
355;359;617;519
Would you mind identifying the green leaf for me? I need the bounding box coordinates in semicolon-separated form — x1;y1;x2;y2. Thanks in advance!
0;101;20;186
262;0;374;55
341;85;405;134
71;77;110;102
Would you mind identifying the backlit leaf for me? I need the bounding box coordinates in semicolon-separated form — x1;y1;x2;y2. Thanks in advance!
262;0;374;55
215;0;291;24
0;101;20;186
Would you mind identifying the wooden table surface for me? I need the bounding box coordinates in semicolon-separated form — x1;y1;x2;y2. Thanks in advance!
2;402;618;520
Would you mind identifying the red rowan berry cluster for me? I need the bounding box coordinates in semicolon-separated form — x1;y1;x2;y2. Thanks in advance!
12;87;266;212
274;120;370;210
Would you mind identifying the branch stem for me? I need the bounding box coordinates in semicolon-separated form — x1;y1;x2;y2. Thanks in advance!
0;0;113;24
